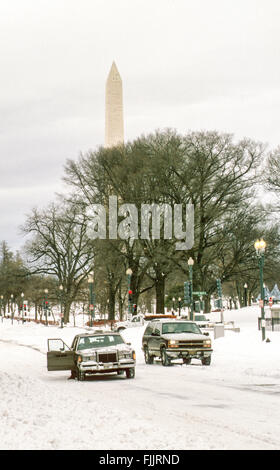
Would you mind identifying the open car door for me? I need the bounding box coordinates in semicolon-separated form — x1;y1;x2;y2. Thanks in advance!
47;338;75;371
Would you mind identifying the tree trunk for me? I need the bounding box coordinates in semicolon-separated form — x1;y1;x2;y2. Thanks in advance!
204;295;211;314
108;294;115;320
118;285;124;321
63;299;72;323
155;275;165;314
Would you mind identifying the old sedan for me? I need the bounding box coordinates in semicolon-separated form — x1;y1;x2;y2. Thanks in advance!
47;331;136;381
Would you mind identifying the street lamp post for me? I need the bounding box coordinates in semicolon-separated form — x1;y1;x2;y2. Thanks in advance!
244;283;248;307
88;272;94;327
21;293;24;324
254;239;266;341
10;294;14;325
178;297;182;316
188;257;194;321
126;268;133;320
59;285;64;328
172;297;175;314
0;295;3;321
44;289;49;326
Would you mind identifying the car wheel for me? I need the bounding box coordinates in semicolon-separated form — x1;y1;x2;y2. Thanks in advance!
161;347;171;366
118;327;126;332
77;369;85;381
183;358;191;365
144;347;154;364
201;357;211;366
126;368;135;379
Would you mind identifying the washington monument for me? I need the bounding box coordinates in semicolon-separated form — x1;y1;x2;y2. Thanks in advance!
105;62;124;148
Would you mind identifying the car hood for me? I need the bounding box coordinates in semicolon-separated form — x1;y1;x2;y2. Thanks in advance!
79;344;132;356
162;333;207;341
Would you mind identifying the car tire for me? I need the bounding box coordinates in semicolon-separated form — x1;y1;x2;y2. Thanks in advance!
183;358;191;365
126;368;135;379
144;347;154;364
77;369;85;381
118;327;126;332
161;347;171;367
201;357;211;366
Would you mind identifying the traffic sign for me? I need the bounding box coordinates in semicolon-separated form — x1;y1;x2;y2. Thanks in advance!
193;291;207;296
259;299;264;308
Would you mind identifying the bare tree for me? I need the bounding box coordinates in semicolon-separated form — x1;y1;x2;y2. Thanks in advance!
21;201;94;323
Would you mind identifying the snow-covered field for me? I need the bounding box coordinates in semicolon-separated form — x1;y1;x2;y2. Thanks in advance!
0;306;280;450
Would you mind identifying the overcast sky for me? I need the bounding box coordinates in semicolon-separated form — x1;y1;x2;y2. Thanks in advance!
1;0;280;251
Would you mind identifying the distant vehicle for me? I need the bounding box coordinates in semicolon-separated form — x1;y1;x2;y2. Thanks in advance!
113;313;177;332
194;314;212;328
113;314;145;332
142;320;212;366
47;331;136;381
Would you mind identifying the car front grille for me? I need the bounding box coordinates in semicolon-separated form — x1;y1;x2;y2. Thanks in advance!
178;341;204;348
98;352;117;363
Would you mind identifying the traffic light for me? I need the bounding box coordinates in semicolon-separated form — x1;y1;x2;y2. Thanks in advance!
216;279;223;308
216;279;222;297
133;304;137;314
128;290;133;302
184;281;191;305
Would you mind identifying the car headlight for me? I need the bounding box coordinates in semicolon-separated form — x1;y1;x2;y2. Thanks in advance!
168;340;179;348
204;340;212;348
119;351;133;359
78;353;96;362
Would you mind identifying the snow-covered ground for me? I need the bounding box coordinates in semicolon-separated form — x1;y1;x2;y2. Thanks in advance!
0;306;280;450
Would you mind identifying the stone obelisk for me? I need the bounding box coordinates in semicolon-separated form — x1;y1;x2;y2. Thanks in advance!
105;62;124;148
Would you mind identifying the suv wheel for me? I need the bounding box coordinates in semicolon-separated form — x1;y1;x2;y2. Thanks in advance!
77;369;85;381
144;347;154;364
161;347;171;367
201;357;211;366
126;368;135;379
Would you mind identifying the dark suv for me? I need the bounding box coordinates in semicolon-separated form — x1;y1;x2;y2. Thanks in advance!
142;320;212;366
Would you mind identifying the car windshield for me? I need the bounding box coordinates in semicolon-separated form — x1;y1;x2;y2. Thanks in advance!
195;315;207;321
162;322;201;335
77;335;124;350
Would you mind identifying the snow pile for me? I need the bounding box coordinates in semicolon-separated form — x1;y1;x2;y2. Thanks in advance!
0;306;280;450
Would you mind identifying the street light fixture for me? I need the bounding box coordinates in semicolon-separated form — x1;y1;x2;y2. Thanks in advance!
178;297;182;316
188;257;194;321
21;292;24;324
44;289;49;326
126;268;133;319
254;238;267;341
0;295;3;320
10;294;14;324
59;285;64;328
88;271;94;327
244;283;248;307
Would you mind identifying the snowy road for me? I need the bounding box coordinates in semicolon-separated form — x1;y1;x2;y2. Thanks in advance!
1;314;280;450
